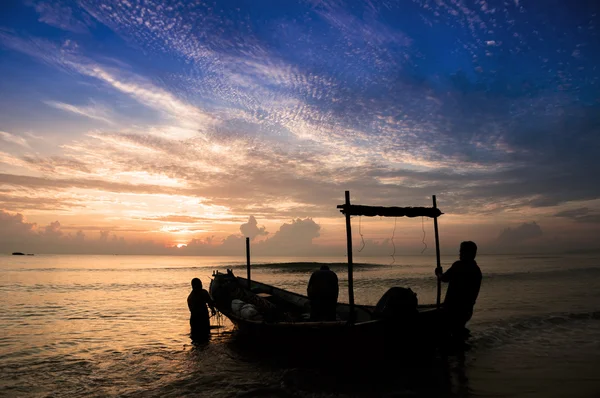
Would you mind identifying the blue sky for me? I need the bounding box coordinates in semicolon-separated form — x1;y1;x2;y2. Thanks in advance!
0;0;599;255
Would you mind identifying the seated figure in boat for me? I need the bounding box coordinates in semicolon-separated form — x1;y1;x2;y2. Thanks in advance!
436;241;482;342
307;265;339;321
187;278;217;339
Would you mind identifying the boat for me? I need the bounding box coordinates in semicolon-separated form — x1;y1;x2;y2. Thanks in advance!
209;191;448;357
12;252;25;255
209;269;440;358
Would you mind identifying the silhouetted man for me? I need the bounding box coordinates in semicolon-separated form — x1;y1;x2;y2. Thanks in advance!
436;241;482;343
187;278;216;340
307;265;339;321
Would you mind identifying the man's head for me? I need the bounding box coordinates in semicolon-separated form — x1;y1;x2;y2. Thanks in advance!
320;265;330;271
459;241;477;261
191;278;202;290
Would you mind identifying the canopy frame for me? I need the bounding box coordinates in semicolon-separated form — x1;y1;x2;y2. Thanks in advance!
337;191;444;323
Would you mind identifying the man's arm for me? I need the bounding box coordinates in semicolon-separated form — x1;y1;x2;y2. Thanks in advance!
187;293;193;312
437;262;457;283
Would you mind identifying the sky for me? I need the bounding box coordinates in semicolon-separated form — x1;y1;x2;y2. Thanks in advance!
0;0;599;256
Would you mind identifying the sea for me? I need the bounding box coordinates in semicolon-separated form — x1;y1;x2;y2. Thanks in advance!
1;253;599;398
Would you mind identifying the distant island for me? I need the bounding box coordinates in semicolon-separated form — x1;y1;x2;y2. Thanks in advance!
12;252;34;256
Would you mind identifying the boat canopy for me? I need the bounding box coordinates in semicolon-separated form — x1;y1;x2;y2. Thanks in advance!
337;204;443;218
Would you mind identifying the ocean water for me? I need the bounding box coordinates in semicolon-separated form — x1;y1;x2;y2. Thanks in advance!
1;253;600;397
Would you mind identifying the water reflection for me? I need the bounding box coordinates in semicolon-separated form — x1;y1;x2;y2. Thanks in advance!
442;353;471;397
206;325;474;397
190;327;211;345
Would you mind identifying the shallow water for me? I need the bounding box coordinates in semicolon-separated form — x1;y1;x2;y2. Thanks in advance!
1;254;599;397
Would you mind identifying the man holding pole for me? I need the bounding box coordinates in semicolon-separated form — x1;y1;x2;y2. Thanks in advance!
435;241;482;345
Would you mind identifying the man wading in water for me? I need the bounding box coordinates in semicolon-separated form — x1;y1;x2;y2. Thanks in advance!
436;241;482;348
187;278;216;341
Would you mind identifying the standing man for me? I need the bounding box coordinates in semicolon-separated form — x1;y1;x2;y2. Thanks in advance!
187;278;216;340
307;265;339;321
436;241;482;343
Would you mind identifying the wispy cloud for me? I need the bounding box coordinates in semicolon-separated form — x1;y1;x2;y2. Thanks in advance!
70;65;216;134
44;100;114;124
29;1;94;34
555;207;600;224
0;131;30;148
0;31;216;139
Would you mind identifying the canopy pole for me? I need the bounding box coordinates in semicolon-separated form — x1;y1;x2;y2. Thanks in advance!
433;195;442;309
246;237;251;289
344;191;355;323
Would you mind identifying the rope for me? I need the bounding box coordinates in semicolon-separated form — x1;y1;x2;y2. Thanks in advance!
358;216;365;253
209;309;225;338
421;216;428;254
390;217;397;265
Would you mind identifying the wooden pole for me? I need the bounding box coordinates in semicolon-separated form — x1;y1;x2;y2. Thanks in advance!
344;191;355;323
246;237;251;289
433;195;442;309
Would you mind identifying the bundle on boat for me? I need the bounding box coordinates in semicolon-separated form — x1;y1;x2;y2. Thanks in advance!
210;270;306;323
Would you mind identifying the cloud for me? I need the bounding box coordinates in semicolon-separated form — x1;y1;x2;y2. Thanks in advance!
29;1;94;34
240;215;268;240
179;217;324;256
0;21;534;220
43;220;63;237
21;155;92;174
0;131;30;148
0;210;324;255
496;222;543;246
554;207;600;224
258;218;321;255
0;209;162;254
44;101;114;124
0;172;182;196
0;31;216;138
0;210;37;238
71;65;215;134
311;0;412;71
0;193;85;212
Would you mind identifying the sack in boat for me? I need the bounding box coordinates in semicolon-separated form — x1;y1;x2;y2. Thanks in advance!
240;303;262;320
374;287;418;320
231;299;246;315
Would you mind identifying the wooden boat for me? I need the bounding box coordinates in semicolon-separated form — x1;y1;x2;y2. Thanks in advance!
209;191;447;357
209;269;441;358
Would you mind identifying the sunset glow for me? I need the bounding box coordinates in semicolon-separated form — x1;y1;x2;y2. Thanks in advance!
1;1;599;255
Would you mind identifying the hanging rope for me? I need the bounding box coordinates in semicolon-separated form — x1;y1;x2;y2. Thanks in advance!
390;217;397;265
421;216;428;254
358;216;365;253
